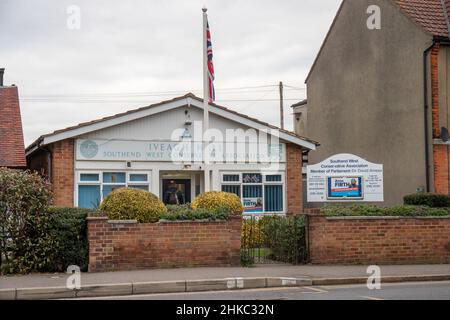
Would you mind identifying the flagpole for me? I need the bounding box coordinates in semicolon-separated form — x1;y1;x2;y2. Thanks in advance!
202;7;210;192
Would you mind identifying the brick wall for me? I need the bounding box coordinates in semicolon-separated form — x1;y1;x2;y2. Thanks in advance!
433;144;450;194
286;143;303;214
87;216;242;272
308;214;450;264
51;139;74;207
0;86;26;168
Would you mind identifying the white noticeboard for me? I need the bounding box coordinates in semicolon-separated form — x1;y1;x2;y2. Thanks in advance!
307;154;384;202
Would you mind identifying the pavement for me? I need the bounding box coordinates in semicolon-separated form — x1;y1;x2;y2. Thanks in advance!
1;264;450;299
76;281;450;300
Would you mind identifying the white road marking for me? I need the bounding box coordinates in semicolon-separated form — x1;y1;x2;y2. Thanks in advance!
360;296;385;300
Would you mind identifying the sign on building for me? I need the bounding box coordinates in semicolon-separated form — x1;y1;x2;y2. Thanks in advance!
307;154;383;202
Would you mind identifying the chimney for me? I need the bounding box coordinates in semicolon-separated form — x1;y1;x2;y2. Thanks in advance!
0;68;4;86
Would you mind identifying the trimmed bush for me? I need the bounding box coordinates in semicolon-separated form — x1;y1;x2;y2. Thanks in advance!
162;204;230;221
192;191;243;215
99;188;167;223
46;207;92;272
321;204;450;217
404;193;450;207
0;168;53;274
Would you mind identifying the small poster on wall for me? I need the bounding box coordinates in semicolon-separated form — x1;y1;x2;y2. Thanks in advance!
243;197;263;213
307;153;383;202
327;176;363;199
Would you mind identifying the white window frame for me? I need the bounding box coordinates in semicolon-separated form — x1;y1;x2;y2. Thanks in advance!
220;171;285;214
75;170;151;207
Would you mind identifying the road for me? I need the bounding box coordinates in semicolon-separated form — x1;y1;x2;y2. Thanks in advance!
75;281;450;300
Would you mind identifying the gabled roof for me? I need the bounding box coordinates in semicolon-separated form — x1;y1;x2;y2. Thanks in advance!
306;0;450;83
27;93;319;154
0;85;26;168
290;99;307;108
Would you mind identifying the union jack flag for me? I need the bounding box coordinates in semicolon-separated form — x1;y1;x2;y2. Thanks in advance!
206;21;215;102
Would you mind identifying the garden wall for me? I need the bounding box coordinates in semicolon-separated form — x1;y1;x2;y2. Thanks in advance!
307;213;450;265
87;216;241;272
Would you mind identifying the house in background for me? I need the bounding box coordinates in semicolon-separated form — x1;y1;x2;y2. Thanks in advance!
293;0;450;206
0;68;26;169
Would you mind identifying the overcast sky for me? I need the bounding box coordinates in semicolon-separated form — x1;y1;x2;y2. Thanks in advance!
0;0;341;145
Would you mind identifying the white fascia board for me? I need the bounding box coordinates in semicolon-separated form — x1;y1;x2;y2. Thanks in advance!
42;99;188;145
190;100;316;150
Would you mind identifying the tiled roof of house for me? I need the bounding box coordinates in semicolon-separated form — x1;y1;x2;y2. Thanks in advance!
0;85;26;168
394;0;450;38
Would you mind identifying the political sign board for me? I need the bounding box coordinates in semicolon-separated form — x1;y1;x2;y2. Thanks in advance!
307;154;383;202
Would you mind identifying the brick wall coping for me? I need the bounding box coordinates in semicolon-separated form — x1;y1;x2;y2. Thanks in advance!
323;215;450;220
87;216;241;224
86;216;108;221
107;219;138;224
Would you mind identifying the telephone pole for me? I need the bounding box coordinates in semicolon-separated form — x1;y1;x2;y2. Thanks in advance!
279;81;284;129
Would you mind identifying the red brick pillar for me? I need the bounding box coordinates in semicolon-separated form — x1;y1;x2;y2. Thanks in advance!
433;144;450;194
51;139;75;207
286;143;303;214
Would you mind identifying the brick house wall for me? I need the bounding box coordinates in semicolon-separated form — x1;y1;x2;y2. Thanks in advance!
0;85;26;168
286;143;303;214
87;216;242;272
51;139;74;207
431;42;450;195
308;214;450;265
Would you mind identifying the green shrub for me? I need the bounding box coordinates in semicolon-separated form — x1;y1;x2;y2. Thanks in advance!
0;168;53;274
241;218;266;249
260;215;307;264
321;204;450;217
99;188;167;223
161;204;230;221
321;205;383;216
404;193;450;207
46;207;92;272
192;191;243;215
240;250;254;267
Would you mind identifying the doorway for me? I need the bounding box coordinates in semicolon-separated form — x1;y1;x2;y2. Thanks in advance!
162;179;191;205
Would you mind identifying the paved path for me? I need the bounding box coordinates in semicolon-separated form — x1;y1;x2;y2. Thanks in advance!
1;264;449;289
75;281;450;300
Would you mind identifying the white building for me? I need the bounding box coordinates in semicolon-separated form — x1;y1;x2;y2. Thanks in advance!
27;93;318;215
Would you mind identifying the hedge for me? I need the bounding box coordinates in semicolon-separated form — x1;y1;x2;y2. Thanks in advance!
161;204;230;221
261;215;307;264
321;204;450;217
241;216;307;265
404;193;450;207
0;168;53;274
46;207;92;272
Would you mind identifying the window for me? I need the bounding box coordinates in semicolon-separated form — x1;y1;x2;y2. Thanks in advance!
220;172;284;214
77;171;150;209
